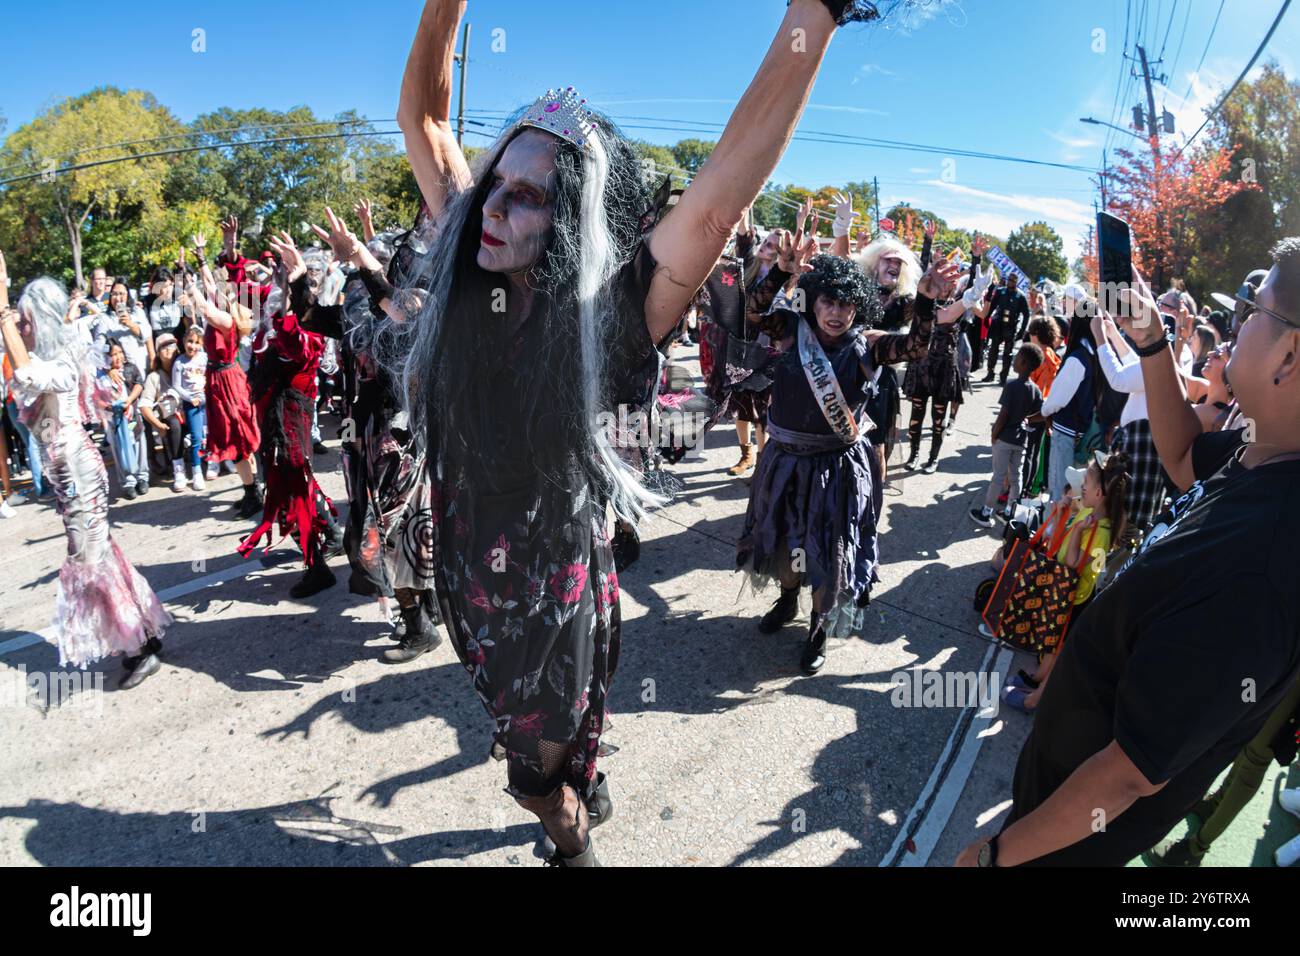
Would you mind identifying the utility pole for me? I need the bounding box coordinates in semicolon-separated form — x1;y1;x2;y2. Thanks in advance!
872;176;881;237
1136;44;1167;287
453;23;471;148
1100;150;1108;210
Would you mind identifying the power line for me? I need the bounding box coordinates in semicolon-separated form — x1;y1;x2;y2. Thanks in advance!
1167;0;1193;83
1174;0;1292;157
0;117;389;177
0;128;403;187
1103;0;1135;160
1180;0;1226;104
1157;0;1179;60
467;108;1096;174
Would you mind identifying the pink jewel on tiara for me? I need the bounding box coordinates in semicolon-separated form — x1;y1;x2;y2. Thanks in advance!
545;103;561;113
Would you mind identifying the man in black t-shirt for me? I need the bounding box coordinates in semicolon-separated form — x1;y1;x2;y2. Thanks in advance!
957;238;1300;868
981;273;1031;385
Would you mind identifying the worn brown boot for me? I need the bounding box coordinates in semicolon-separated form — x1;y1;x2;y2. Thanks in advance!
727;443;756;476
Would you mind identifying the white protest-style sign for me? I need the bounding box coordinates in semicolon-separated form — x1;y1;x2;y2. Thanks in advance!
985;246;1032;288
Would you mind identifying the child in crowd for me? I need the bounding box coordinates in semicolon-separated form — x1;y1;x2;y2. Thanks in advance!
971;344;1043;527
994;450;1131;713
172;326;209;490
98;341;147;499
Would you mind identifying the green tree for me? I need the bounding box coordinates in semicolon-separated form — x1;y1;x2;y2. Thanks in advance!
0;87;182;286
1192;60;1300;296
1005;221;1069;284
671;138;717;175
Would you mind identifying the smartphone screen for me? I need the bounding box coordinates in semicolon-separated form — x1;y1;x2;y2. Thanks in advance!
1096;212;1132;315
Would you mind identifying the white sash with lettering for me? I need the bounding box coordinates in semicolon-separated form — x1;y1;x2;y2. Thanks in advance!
797;320;864;446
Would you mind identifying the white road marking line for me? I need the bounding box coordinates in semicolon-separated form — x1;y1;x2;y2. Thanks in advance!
879;640;1014;867
0;556;287;659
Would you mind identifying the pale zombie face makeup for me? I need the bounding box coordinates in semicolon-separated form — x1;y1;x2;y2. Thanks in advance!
814;294;856;340
478;129;558;276
757;231;780;263
876;254;903;290
306;265;325;295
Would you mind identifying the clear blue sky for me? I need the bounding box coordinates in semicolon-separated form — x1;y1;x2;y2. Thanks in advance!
2;0;1296;259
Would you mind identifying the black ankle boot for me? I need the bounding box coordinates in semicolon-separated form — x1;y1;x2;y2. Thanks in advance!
289;554;336;599
322;528;346;560
800;613;829;675
381;604;442;663
234;482;264;519
611;524;640;572
759;587;800;633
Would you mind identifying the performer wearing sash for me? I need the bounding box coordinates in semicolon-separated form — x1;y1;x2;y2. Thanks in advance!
737;241;962;674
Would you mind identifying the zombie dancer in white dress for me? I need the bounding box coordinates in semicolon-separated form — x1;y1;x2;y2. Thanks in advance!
0;275;171;688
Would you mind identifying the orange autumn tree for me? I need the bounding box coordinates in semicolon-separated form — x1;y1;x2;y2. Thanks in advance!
1104;140;1256;287
1076;228;1099;290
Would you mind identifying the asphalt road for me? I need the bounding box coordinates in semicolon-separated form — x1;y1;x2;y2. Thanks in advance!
0;343;1036;866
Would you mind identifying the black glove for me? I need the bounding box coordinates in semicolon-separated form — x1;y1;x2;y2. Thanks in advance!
793;0;882;26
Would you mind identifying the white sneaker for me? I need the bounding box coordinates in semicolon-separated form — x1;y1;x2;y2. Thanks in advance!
206;462;219;481
1280;788;1300;821
0;499;16;519
172;476;187;493
191;473;206;491
6;491;26;505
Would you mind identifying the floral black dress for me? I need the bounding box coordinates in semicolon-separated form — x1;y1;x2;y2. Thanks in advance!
429;241;665;801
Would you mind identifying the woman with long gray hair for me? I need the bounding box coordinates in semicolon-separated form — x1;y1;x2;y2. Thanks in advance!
0;270;171;688
389;0;926;865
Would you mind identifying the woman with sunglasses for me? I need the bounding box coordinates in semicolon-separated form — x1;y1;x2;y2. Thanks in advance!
1193;341;1236;434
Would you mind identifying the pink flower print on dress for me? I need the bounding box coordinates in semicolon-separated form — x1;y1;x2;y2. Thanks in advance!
513;711;545;738
549;563;588;604
466;579;492;611
594;570;620;611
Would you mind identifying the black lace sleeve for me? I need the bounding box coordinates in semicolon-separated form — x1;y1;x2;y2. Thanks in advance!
747;264;793;339
869;294;936;367
291;274;345;339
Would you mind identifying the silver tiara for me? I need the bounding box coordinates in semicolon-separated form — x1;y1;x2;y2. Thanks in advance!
518;87;597;151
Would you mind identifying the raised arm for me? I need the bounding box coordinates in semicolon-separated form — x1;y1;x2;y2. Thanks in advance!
398;1;474;221
865;258;962;366
645;0;842;343
1116;267;1203;491
920;219;936;270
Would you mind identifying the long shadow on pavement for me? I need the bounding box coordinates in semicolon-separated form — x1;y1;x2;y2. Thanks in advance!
0;796;536;866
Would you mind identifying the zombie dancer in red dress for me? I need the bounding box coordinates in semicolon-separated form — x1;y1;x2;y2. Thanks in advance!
237;236;344;597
